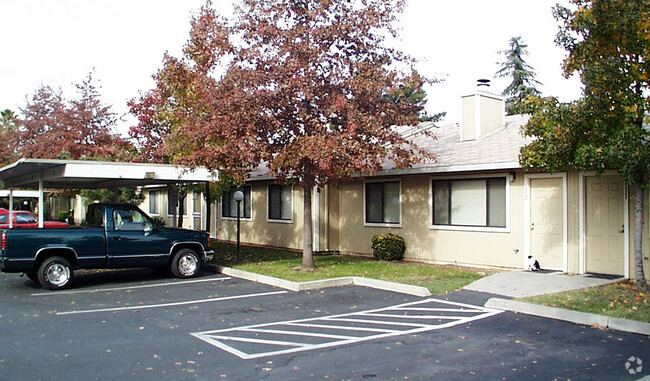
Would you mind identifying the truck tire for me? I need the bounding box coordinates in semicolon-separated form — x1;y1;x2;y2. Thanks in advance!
38;256;74;290
171;249;201;278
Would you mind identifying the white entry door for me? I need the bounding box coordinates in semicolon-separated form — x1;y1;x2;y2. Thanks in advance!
585;175;625;275
529;177;565;271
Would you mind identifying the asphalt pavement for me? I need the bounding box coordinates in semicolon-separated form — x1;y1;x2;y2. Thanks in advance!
0;267;648;380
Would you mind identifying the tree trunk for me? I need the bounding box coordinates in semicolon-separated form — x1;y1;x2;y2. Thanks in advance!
301;182;315;268
177;193;186;228
633;183;647;290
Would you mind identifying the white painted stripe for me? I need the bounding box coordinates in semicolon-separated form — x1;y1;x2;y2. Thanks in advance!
326;317;430;328
391;307;483;313
56;290;287;315
210;335;311;347
360;313;460;320
32;276;232;297
287;322;396;333
241;328;356;340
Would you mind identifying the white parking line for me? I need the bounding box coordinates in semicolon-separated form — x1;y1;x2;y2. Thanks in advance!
192;298;503;359
31;276;232;297
56;290;288;315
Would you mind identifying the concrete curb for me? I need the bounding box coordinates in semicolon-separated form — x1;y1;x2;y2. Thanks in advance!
485;298;650;336
211;265;431;297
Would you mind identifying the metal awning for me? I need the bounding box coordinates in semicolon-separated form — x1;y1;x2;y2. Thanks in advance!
0;158;217;228
0;158;216;189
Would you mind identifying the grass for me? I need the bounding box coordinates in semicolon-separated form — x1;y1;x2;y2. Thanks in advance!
520;282;649;323
210;241;487;295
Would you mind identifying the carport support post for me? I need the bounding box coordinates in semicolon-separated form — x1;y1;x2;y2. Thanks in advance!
38;178;44;228
8;188;13;229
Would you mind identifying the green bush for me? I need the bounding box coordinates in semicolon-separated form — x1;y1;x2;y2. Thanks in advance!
57;211;70;222
371;233;406;261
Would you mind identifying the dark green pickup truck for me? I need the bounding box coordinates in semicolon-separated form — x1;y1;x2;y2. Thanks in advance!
0;203;214;290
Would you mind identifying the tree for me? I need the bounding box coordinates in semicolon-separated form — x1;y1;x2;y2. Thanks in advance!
81;187;145;207
17;72;128;160
495;36;542;115
520;0;649;289
140;0;431;268
0;109;20;164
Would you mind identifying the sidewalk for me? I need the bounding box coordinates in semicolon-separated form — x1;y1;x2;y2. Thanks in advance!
463;270;650;336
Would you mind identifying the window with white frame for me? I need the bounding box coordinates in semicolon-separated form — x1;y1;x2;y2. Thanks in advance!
432;177;506;228
268;185;292;221
222;186;252;219
365;181;401;225
149;190;160;215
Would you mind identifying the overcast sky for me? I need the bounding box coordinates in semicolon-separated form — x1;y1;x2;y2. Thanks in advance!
0;0;582;135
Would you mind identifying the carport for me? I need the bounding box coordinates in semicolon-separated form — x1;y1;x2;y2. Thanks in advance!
0;158;216;228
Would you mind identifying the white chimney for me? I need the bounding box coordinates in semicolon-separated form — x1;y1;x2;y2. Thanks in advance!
460;80;505;141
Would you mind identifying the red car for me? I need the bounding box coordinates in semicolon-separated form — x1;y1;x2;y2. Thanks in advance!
0;208;68;229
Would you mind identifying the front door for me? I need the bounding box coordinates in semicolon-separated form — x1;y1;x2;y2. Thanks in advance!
529;177;564;270
585;175;625;275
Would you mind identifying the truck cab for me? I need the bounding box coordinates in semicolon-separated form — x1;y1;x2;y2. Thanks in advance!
1;203;214;290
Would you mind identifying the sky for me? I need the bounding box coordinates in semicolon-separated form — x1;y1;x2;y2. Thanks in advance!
0;0;582;135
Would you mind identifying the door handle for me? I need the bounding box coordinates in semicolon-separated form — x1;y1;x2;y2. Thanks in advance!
619;225;625;233
112;236;122;241
530;222;535;231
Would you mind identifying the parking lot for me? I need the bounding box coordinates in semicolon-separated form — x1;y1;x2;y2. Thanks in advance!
1;269;648;380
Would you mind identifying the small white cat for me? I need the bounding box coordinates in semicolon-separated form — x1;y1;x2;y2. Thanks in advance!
526;255;541;271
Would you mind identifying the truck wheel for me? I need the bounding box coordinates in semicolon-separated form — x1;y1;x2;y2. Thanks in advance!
171;249;201;278
38;257;73;290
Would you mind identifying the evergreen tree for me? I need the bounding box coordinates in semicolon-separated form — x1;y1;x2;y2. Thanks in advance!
495;36;541;114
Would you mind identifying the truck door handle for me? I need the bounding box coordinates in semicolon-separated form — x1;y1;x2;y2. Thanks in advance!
112;236;122;241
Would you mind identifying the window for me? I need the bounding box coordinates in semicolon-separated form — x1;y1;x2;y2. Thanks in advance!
113;208;153;232
16;213;37;224
222;186;251;219
432;177;506;228
149;190;160;215
193;191;202;214
268;185;292;221
365;181;401;225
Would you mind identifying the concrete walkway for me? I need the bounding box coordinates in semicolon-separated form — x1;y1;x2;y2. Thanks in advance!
464;270;650;336
463;270;623;298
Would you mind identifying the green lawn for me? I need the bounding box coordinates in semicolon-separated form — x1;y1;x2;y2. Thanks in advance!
210;241;487;295
520;282;649;323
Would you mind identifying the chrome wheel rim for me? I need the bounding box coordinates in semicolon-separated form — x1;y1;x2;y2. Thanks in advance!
178;254;198;276
45;263;70;286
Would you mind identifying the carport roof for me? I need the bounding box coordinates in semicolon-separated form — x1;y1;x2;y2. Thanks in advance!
0;158;216;189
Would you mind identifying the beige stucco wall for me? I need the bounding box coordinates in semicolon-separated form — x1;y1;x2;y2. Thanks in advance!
140;170;649;280
330;173;526;269
218;182;303;250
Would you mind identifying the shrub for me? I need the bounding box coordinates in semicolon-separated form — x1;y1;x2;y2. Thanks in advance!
57;211;70;222
371;233;406;261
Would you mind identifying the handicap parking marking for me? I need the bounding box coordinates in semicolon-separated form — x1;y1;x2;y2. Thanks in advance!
191;298;503;359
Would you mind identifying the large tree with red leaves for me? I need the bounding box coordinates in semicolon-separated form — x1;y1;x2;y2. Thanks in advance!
16;72;130;161
134;0;432;268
